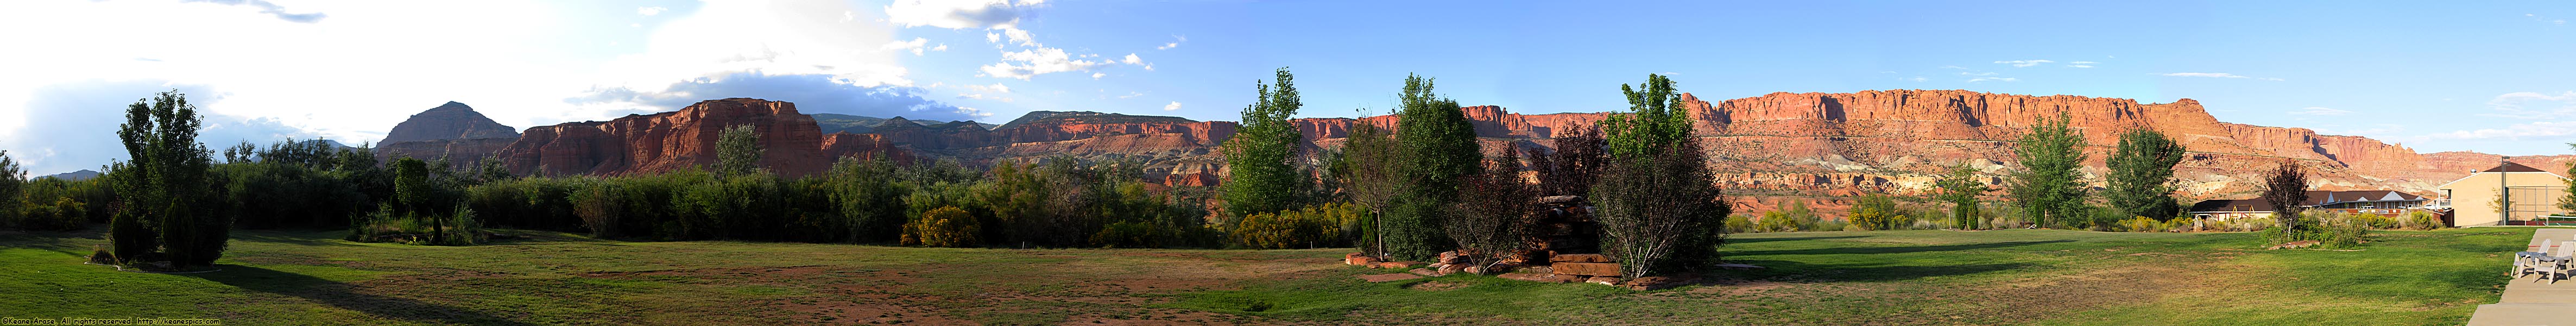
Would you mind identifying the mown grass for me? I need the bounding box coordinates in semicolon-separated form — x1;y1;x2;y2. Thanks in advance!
0;228;2528;325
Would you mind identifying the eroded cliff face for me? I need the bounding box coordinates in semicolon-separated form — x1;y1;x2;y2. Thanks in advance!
496;98;832;177
378;102;520;164
399;91;2530;200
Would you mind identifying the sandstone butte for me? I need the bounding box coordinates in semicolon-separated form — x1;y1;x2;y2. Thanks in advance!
375;91;2575;205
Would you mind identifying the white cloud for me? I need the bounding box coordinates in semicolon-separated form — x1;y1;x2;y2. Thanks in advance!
1959;72;1996;76
1122;53;1144;65
963;83;1010;93
1157;35;1186;50
1117;91;1144;98
637;6;667;16
2288;106;2353;116
1000;26;1037;46
2066;64;2094;68
931;43;948;52
984;32;999;43
1091;72;1104;79
180;0;325;23
884;0;1044;29
978;47;1109;80
1994;59;2054;67
1967;77;2018;83
2480;91;2576;119
2158;72;2283;81
1906;76;1928;82
881;37;930;55
1164;101;1182;111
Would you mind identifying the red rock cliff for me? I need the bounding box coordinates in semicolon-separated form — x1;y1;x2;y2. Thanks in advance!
497;98;831;177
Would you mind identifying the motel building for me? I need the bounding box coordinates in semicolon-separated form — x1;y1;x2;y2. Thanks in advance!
2436;162;2572;227
2188;190;2438;223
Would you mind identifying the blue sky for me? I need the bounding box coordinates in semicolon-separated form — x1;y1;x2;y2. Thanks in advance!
3;0;2574;175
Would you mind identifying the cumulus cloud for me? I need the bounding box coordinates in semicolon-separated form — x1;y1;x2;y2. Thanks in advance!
2158;72;2284;81
1091;73;1104;79
884;0;1044;29
1122;53;1144;65
637;6;667;16
1157;35;1186;50
1994;59;2054;67
881;37;931;55
181;0;325;23
570;72;987;121
979;47;1111;80
1164;101;1181;111
2288;106;2353;116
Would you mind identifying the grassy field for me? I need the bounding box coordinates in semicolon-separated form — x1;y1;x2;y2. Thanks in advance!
0;227;2528;325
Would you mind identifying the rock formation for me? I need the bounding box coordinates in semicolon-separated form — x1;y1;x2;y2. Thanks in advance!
495;98;833;177
378;102;520;164
381;90;2558;206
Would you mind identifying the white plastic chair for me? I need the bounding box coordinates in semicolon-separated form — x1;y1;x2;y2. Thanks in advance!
2551;244;2576;283
2518;239;2557;278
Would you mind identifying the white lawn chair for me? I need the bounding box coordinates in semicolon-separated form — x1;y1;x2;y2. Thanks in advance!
2550;244;2576;283
2517;239;2557;278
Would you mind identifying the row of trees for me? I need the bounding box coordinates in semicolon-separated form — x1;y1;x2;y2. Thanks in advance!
1216;70;1729;278
1997;114;2196;229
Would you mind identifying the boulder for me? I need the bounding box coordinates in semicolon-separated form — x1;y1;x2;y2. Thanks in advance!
1438;264;1467;275
1345;253;1380;266
1438;251;1471;265
1520;266;1554;274
1551;254;1612;263
1551;262;1621;276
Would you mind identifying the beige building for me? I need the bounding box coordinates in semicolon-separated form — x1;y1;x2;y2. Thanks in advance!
2436;162;2571;226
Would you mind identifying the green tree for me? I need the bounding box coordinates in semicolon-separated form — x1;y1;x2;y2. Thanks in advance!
715;124;765;178
2007;112;2089;228
1592;74;1729;278
2106;129;2186;221
2561;143;2576;215
110;90;230;267
830;156;911;242
0;150;21;228
1221;67;1310;229
1332;122;1401;258
1385;74;1480;260
392;158;441;244
1933;164;1987;229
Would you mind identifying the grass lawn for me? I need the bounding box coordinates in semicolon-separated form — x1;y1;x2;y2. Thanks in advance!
0;228;2528;325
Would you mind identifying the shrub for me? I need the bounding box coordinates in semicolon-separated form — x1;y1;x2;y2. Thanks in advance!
1232;204;1355;249
2114;216;2183;233
15;197;88;231
1091;221;1159;248
902;206;979;247
570;184;624;238
2404;210;2441;230
1722;215;1754;234
2353;213;2400;230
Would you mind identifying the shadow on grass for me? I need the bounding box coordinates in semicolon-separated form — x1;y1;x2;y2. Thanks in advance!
232;232;368;247
1714;260;2037;283
1725;235;1867;244
1725;240;2075;256
192;265;534;325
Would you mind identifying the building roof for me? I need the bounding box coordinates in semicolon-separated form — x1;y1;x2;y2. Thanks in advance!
2485;161;2549;173
2187;190;2426;213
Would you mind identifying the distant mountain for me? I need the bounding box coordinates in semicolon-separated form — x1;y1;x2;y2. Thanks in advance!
994;111;1194;130
377;102;521;164
813;113;992;134
41;170;100;181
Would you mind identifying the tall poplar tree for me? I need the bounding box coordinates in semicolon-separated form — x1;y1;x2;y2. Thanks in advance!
2007;112;2088;228
2105;129;2186;220
1220;67;1309;228
1384;73;1479;260
109;90;229;267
